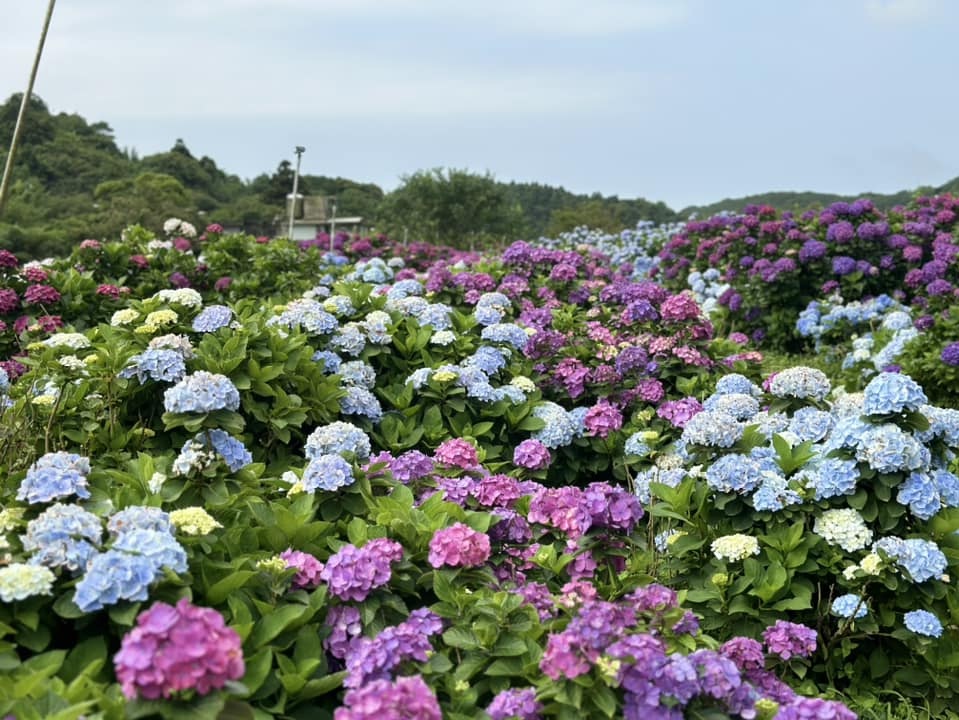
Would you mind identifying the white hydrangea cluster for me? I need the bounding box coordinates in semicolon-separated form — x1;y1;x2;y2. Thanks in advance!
711;533;761;562
0;563;55;602
42;332;91;350
111;308;141;326
814;508;873;552
169;507;222;536
151;288;203;308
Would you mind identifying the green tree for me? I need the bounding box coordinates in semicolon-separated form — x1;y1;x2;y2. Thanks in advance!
377;168;523;248
546;199;625;236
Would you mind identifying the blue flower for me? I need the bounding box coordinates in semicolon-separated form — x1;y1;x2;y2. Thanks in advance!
624;433;651;457
768;367;831;402
338;361;376;388
192;304;234;332
418;303;453;331
112;528;188;573
267;299;339;334
480;323;530;349
0;366;8;394
681;410;743;448
796;457;859;500
713;374;762;397
531;402;578;449
302;453;355;492
934;468;959;507
862;372;928;416
306;421;371;460
330;323;367;356
206;430;253;471
74;550;157;612
855;424;929;474
107;506;172;537
163;371;240;413
119;348;187;384
788;407;834;443
464;346;509;375
751;474;802;512
703;393;759;421
386;279;423;301
903;610;943;637
897;472;941;520
17;452;91;504
312;350;342;373
633;466;686;505
361;311;393;344
706;454;765;494
22;503;102;572
893;538;947;583
831;594;868;619
474;292;512;326
341;386;383;422
406;368;432;390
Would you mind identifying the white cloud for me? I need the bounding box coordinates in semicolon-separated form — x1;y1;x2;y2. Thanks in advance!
863;0;940;23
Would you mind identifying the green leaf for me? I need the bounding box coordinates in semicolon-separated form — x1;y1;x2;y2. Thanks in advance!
207;571;256;604
248;604;308;648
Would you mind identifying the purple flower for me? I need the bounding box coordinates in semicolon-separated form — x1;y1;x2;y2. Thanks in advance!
335;675;441;720
114;598;244;699
324;605;362;660
831;256;857;276
657;397;703;428
389;450;433;482
720;637;765;672
762;620;817;660
343;610;442;688
280;548;324;589
169;272;191;289
941;342;959;366
23;284;61;305
433;438;478;469
513;439;551;470
319;538;404;602
583;401;623;438
487;688;542;720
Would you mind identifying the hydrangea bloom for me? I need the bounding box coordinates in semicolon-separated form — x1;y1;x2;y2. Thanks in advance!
341;386;383;422
762;621;817;660
513;438;551;470
343;609;443;688
306;422;371;461
114;598;244;699
112;528;188;574
302;454;355;492
320;538;404;601
17;451;91;504
862;372;928;415
324;605;363;659
280;549;324;589
191;304;234;332
163;372;240;413
335;675;441;720
0;563;55;602
889;538;947;583
74;551;160;612
813;509;872;552
903;609;943;637
428;523;491;568
481;322;531;349
583;401;623;438
486;688;542;720
22;503;102;571
531;401;579;448
711;534;761;562
107;506;172;537
855;424;928;474
796;458;859;500
433;438;479;468
168;507;221;536
120;348;187;384
768;367;831;402
713;373;762;397
682;410;743;448
831;594;868;619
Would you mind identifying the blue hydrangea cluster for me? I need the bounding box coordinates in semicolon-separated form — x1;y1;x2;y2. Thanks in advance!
862;372;928;416
831;594;868;619
17;451;92;504
322;294;355;316
119;348;187;384
796;294;904;347
903;609;943;637
302;453;355;492
795;458;859;500
192;304;234;332
473;292;512;326
417;303;454;331
0;366;8;394
855;424;929;474
306;421;371;461
107;506;172;536
267;299;339;335
330;323;367;356
787;407;833;443
348;257;393;284
531;401;579;449
341;386;383;422
206;430;253;471
385;279;423;301
703;393;760;421
163;371;241;413
686;267;731;317
752;474;802;512
312;349;343;373
879;537;948;583
463;346;509;375
705;454;766;495
633;465;686;504
21;503;102;571
768;367;831;402
624;432;651;457
361;310;393;344
338;361;376;388
713;374;762;397
480;323;530;349
681;410;743;448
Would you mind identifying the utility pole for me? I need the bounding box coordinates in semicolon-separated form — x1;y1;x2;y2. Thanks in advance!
0;0;57;218
329;197;337;253
286;145;305;240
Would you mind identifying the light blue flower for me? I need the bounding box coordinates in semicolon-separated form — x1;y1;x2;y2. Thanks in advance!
751;474;802;512
312;350;343;373
107;506;172;537
464;346;509;375
338;361;376;389
796;457;859;500
897;471;941;520
112;528;188;574
302;453;355;492
681;410;743;448
419;303;453;331
22;503;102;572
903;610;943;637
831;594;868;619
862;372;928;416
713;374;762;397
192;305;234;332
267;299;338;335
74;550;157;612
163;371;240;413
769;367;831;402
624;433;651;457
330;323;367;356
855;424;929;474
386;279;424;301
119;348;186;384
341;386;383;422
706;454;765;494
17;452;91;504
480;323;530;349
531;401;578;449
788;407;834;443
703;393;760;421
306;421;371;460
206;430;254;471
893;538;947;583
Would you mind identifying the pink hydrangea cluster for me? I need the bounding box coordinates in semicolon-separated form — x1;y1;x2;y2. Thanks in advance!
113;598;244;699
334;675;441;720
528;487;592;539
656;397;704;428
319;538;404;601
583;401;623;439
23;284;61;305
433;438;478;469
762;620;817;660
428;522;491;568
659;292;702;323
512;438;551;470
280;548;324;589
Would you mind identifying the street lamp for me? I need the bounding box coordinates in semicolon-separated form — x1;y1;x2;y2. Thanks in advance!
286;145;305;240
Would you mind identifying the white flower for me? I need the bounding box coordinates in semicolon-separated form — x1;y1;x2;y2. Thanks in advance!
111;309;141;326
814;508;873;552
43;333;91;350
711;534;761;562
148;472;167;494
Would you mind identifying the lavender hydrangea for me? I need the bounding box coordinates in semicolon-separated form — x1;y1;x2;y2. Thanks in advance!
319;538;404;602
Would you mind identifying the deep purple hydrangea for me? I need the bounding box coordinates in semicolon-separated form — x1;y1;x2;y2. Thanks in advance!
941;342;959;367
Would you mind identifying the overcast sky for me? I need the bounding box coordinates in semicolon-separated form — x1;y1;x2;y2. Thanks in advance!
2;0;956;209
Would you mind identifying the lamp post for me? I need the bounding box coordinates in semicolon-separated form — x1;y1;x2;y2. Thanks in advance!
0;0;57;218
286;145;305;240
329;196;337;253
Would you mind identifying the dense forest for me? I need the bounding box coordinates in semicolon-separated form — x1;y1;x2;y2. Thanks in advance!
0;93;955;258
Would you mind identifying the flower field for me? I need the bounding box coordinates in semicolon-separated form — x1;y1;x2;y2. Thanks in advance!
1;201;959;720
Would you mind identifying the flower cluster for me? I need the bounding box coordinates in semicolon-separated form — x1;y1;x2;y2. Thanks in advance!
17;451;91;504
319;538;404;601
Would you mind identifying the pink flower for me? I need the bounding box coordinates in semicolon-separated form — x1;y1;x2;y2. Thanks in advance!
129;254;150;269
23;266;48;283
280;548;324;589
428;523;491;568
206;223;224;234
214;276;233;291
79;239;102;250
96;284;121;299
583;401;623;439
433;438;478;469
23;284;60;305
114;598;244;700
513;439;551;470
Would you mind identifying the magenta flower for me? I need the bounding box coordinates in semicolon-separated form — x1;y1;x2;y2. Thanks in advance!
762;620;817;660
280;548;324;589
428;522;491;568
96;284;121;299
583;401;623;439
113;598;244;700
334;675;441;720
23;284;60;305
214;276;233;292
0;249;19;268
129;254;150;269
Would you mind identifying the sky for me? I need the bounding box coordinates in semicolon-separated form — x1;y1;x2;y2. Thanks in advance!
2;0;957;209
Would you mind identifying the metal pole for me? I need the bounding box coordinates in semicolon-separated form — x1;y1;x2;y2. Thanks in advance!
0;0;57;218
286;145;305;239
329;197;337;253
